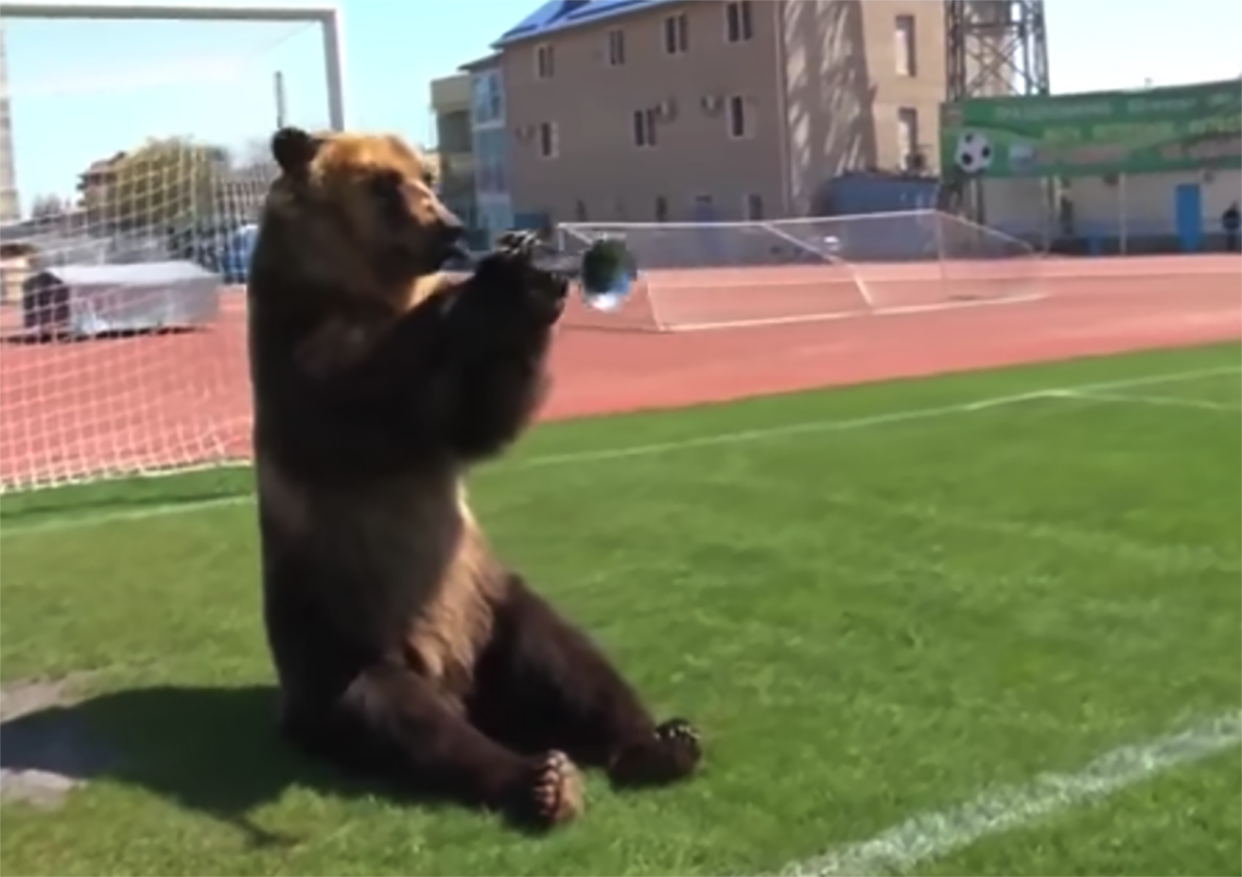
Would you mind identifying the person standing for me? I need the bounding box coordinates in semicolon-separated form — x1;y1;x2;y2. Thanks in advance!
1222;202;1240;252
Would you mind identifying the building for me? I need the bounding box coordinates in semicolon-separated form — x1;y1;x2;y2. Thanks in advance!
460;52;520;242
492;0;949;225
429;72;478;231
77;152;127;202
941;78;1242;252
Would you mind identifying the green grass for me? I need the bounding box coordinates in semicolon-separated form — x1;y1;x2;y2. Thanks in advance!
2;342;1240;877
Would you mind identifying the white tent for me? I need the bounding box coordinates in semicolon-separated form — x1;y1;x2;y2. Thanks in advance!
22;261;221;338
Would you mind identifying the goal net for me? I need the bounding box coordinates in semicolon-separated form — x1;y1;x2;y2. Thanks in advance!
0;5;341;494
557;210;1045;332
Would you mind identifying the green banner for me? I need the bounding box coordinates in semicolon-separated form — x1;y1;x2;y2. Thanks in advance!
940;80;1242;178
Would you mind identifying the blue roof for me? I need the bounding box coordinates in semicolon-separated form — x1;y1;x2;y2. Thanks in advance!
493;0;681;48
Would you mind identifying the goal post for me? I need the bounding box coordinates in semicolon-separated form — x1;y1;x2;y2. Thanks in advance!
0;2;345;494
557;210;1045;333
2;1;346;131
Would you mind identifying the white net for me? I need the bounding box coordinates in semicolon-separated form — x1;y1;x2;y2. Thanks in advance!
557;210;1045;332
0;11;334;493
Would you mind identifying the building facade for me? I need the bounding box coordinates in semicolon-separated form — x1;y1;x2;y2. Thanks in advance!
429;72;477;231
461;53;519;242
493;0;949;225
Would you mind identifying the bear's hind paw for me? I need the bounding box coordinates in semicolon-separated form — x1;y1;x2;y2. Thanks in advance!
517;750;584;829
608;717;703;789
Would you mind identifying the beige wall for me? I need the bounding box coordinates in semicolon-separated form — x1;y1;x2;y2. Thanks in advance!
430;73;471;114
780;0;945;212
502;0;949;225
503;0;784;224
1074;169;1242;239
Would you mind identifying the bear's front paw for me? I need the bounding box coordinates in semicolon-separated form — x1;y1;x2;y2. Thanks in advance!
474;233;566;325
495;230;543;257
513;750;584;829
608;718;703;789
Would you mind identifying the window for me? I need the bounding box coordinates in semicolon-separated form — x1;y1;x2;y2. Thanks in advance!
727;95;752;139
574;199;588;221
474;127;509;195
535;44;555;79
894;14;916;76
654;195;669;222
744;193;764;220
607;28;626;66
725;0;754;43
896;107;919;169
471;70;504;126
633;108;658;148
537;122;558;159
663;13;689;55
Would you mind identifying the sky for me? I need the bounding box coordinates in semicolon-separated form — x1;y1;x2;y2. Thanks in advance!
3;0;1240;210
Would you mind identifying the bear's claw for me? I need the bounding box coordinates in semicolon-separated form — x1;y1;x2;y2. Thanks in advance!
608;717;703;788
524;750;584;828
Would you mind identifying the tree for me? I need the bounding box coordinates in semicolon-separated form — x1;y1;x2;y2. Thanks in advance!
29;193;67;221
82;137;230;234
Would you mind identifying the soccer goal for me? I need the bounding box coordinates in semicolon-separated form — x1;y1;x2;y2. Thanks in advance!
557;210;1045;333
0;2;343;494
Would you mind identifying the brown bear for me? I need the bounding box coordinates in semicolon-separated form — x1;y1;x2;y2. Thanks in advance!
245;126;701;829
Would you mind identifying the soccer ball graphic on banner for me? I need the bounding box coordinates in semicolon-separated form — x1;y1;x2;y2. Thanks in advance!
955;131;994;174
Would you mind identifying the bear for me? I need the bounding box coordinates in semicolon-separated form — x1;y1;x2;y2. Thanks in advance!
245;126;702;830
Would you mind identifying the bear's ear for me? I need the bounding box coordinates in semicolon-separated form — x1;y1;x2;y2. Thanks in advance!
271;126;322;176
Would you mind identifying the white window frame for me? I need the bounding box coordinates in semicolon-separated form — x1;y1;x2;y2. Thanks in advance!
725;0;754;44
606;28;626;67
894;14;917;77
632;108;658;148
726;94;753;140
663;13;689;55
535;43;555;79
537;121;558;159
743;193;764;220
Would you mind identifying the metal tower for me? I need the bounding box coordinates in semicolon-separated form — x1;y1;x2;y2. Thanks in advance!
0;24;20;224
945;0;1050;101
942;1;1050;219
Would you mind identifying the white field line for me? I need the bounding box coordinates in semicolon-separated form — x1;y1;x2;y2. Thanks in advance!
515;365;1239;468
779;711;1242;877
1048;389;1242;414
667;291;1045;333
2;365;1237;538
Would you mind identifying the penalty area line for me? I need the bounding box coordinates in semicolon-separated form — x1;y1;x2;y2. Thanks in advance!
777;711;1242;877
516;364;1239;468
1046;389;1242;414
1;364;1237;537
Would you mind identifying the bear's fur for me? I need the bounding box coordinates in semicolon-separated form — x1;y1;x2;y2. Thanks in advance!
246;127;701;829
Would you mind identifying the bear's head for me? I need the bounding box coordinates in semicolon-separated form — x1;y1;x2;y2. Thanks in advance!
257;126;464;310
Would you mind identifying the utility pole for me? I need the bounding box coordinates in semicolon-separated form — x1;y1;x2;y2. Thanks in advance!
274;70;287;129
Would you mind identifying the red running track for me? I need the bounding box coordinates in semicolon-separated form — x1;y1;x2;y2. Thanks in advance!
1;255;1238;491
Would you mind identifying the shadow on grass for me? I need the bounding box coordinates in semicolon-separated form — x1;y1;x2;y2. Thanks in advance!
0;684;452;846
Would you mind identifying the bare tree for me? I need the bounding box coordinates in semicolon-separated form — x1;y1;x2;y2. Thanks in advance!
29;193;68;220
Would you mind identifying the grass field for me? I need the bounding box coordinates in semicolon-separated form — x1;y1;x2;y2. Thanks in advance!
1;342;1240;877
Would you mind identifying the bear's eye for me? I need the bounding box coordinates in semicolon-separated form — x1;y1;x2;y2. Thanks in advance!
369;171;404;196
368;171;408;215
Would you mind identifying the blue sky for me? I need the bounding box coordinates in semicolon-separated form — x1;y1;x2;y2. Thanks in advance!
4;0;1240;209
